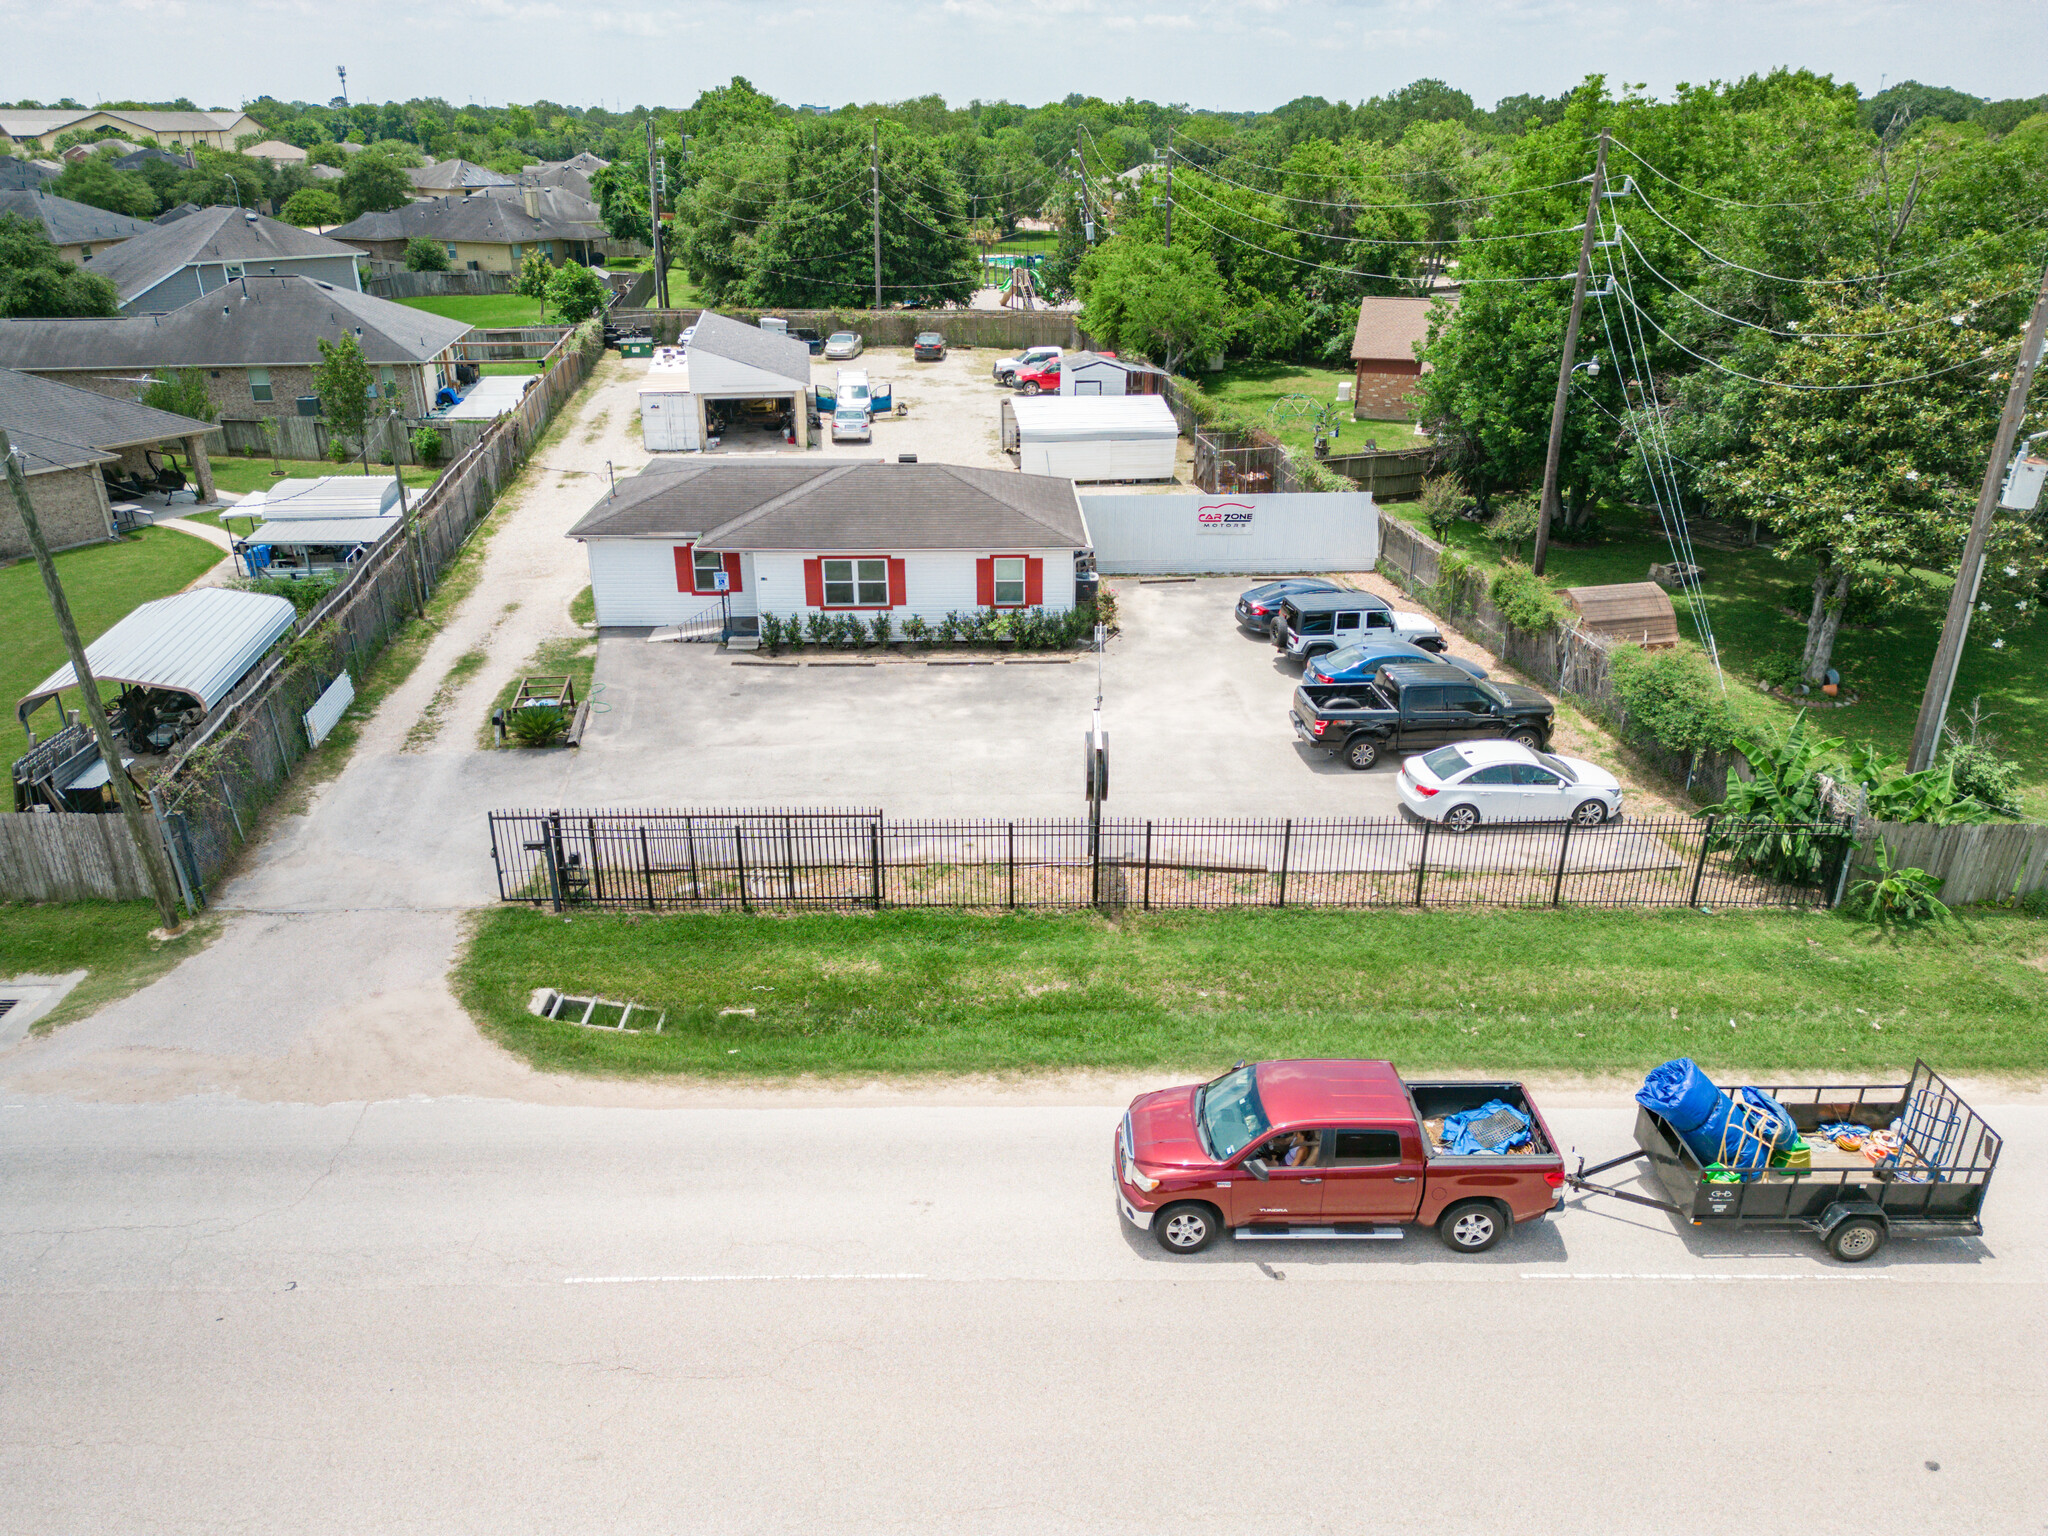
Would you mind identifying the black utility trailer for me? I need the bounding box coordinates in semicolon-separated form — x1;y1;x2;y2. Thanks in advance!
1569;1061;1998;1262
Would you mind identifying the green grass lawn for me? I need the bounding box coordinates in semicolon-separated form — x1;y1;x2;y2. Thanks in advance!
397;294;546;327
480;360;543;376
457;906;2048;1079
2;529;225;773
207;457;441;498
1206;362;1431;454
1386;500;2048;810
0;901;220;1032
993;232;1057;254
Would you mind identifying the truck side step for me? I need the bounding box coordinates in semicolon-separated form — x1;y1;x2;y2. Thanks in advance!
1234;1224;1405;1241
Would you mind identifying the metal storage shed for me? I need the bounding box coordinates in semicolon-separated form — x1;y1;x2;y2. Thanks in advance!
637;347;700;452
1000;395;1178;483
17;588;298;728
1562;582;1679;649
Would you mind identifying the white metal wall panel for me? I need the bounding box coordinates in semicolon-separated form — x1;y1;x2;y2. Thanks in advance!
303;670;354;747
1060;359;1126;396
640;390;699;451
1081;491;1379;575
1022;436;1175;483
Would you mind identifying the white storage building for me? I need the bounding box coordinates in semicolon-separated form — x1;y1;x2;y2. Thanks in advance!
1058;351;1169;397
664;310;812;450
1000;394;1178;483
566;460;1091;629
637;346;699;451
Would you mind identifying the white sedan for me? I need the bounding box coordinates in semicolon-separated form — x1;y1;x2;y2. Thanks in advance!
1397;740;1622;832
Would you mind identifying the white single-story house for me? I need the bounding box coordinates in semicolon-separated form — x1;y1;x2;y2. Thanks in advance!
1000;394;1179;482
566;460;1091;628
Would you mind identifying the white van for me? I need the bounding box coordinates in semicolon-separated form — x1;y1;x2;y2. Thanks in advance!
836;370;871;411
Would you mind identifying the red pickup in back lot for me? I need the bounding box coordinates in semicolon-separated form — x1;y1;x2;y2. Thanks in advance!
1116;1059;1565;1253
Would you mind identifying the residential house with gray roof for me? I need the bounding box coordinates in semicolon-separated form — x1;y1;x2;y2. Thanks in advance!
84;206;365;313
0;188;154;263
0;275;470;425
406;159;517;199
0;366;222;557
329;186;607;272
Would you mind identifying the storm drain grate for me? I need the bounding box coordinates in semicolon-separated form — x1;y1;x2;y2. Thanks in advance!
0;999;17;1018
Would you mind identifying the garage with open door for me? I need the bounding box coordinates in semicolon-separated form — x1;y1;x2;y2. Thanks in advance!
679;311;810;450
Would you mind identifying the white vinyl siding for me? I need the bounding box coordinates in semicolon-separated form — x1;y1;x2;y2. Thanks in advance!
580;540;757;627
745;549;1078;627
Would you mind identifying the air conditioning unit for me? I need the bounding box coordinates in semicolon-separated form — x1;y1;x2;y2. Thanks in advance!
295;396;320;417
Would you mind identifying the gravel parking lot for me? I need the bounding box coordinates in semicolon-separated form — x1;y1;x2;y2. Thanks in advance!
574;578;1415;818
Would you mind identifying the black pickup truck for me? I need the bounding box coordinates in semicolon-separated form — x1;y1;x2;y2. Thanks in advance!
1290;663;1555;770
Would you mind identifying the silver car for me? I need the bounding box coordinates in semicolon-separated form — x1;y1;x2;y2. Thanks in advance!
823;331;864;360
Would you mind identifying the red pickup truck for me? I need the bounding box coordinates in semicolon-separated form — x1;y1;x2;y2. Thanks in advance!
1116;1059;1565;1253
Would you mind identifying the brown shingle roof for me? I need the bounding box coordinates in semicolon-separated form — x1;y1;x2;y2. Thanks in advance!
1349;293;1459;365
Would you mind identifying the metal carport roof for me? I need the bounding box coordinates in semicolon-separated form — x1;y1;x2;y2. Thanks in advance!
239;517;398;545
1004;395;1178;441
17;588;298;725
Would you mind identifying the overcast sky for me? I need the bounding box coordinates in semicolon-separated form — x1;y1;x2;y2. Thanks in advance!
8;0;2043;114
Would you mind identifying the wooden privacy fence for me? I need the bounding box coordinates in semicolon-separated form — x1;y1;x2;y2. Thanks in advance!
1864;820;2048;905
1321;446;1435;500
138;319;607;901
365;268;515;299
612;307;1084;351
218;412;497;467
0;813;155;901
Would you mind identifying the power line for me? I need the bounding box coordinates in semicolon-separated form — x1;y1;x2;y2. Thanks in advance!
1606;136;1875;210
1170;172;1587;247
1626;181;2048;287
1166;199;1581;285
1170;147;1589;211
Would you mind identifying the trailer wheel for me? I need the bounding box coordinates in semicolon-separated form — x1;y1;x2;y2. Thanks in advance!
1826;1217;1886;1263
1438;1200;1505;1253
1154;1203;1222;1254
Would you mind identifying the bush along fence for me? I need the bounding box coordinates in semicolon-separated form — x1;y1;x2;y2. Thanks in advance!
139;319;607;906
487;808;1852;915
611;307;1084;351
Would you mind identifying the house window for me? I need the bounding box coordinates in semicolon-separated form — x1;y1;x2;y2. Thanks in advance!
510;244;523;262
446;244;458;261
247;367;272;402
224;263;245;280
823;558;889;608
79;244;92;260
693;548;725;592
540;242;554;260
379;366;398;398
992;557;1026;607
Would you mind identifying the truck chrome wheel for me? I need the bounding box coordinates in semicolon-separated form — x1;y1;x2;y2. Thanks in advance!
1155;1204;1219;1253
1439;1201;1503;1253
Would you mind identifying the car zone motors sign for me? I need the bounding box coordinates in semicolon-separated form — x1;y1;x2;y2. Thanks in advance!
1195;501;1255;535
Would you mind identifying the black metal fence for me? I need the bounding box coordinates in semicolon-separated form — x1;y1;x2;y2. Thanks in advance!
488;809;1853;914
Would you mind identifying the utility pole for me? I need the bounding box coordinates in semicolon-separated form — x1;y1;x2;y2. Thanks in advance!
646;117;667;312
1532;126;1610;578
1907;260;2048;771
871;120;883;311
3;429;184;928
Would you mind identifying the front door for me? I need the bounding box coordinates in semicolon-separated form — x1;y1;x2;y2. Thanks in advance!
1319;1128;1424;1221
1230;1131;1325;1225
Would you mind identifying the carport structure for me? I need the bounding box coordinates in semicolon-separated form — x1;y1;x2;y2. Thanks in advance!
18;587;297;746
682;311;811;450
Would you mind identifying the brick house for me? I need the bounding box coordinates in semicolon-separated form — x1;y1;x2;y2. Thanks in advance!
0;367;221;558
0;275;470;425
1348;291;1458;421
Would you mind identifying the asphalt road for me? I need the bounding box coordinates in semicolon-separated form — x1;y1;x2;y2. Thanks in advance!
5;1094;2041;1534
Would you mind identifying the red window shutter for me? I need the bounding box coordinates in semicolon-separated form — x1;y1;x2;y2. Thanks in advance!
803;558;824;607
1025;556;1044;606
975;557;994;607
722;552;743;594
674;543;694;593
887;558;907;607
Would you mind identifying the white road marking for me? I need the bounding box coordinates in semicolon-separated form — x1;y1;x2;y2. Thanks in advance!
1522;1272;1893;1282
565;1273;928;1285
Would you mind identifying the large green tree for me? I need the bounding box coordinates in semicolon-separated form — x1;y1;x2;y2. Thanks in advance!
1706;279;2045;684
0;214;119;317
48;151;158;218
339;152;412;219
1074;238;1234;372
